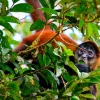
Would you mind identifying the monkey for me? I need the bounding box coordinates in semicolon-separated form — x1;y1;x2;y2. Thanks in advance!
75;41;100;71
13;0;100;98
74;41;100;97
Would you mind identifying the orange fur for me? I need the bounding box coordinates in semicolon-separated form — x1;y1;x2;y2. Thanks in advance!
14;26;78;52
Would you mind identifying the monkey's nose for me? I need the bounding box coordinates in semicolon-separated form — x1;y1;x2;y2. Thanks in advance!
82;56;86;59
82;54;88;59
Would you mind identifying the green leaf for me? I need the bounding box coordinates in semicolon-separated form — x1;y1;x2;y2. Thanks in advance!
71;96;80;100
49;0;56;9
55;41;74;56
43;53;51;66
8;81;20;91
1;48;10;56
43;69;59;85
0;17;15;34
38;73;49;85
3;16;19;23
11;3;34;13
36;96;43;100
67;61;80;75
39;0;49;8
8;81;22;100
62;71;71;82
63;80;78;96
86;23;93;38
0;30;3;36
92;23;99;36
23;22;32;34
87;76;100;83
56;61;64;77
89;68;100;76
81;69;100;83
79;94;95;99
78;72;89;79
65;49;74;56
38;53;45;67
21;75;39;96
9;39;19;45
13;62;22;74
50;23;58;31
79;18;84;28
12;0;19;3
30;20;45;31
0;70;5;79
45;44;57;62
53;48;61;57
40;8;58;15
0;63;13;73
1;36;11;48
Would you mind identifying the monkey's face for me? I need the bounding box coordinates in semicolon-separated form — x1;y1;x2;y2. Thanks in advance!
74;43;97;66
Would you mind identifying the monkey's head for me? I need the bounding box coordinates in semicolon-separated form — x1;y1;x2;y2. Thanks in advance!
74;41;100;67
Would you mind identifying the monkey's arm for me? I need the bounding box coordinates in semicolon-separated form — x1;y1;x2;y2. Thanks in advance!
13;33;38;52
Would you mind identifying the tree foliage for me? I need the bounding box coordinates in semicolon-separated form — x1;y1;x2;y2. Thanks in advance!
0;0;100;100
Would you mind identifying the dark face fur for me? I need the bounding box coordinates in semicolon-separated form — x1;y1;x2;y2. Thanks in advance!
75;43;97;66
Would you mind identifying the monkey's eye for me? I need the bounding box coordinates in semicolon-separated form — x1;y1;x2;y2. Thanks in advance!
88;50;94;58
78;48;84;55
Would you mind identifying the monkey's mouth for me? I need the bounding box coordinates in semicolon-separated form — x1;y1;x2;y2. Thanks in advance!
78;60;86;64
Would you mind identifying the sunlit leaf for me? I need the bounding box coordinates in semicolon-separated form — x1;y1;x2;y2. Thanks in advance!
56;61;64;77
79;18;84;28
53;48;61;57
92;23;99;36
86;23;93;38
79;94;95;99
